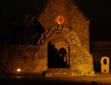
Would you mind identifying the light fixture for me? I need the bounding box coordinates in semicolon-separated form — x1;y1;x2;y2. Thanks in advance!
56;16;64;25
17;68;21;72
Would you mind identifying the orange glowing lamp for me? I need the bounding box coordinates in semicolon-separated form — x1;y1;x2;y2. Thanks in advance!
17;68;21;72
56;16;64;25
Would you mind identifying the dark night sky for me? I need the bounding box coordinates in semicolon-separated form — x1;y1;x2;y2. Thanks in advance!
0;0;111;43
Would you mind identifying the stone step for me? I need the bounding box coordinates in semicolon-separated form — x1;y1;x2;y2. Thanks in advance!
46;68;71;72
45;68;72;77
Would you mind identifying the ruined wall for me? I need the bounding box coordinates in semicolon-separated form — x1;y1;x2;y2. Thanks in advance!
0;45;47;74
38;28;94;75
0;28;94;75
38;0;90;50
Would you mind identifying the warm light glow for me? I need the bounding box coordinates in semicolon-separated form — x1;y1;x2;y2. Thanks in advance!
56;16;64;25
17;68;21;72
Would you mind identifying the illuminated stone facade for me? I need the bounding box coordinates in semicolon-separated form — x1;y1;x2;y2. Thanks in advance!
0;0;94;76
37;0;94;76
37;28;94;76
38;0;90;50
0;28;94;76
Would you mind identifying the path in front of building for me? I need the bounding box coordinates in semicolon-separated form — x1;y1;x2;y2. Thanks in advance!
0;73;111;85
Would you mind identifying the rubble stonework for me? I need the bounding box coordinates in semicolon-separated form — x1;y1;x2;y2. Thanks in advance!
0;0;95;76
38;28;94;76
38;0;90;50
37;0;94;76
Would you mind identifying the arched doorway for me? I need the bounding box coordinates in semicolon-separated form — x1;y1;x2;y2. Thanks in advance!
58;48;68;68
48;42;69;68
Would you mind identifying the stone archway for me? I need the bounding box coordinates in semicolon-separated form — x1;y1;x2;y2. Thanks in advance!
37;28;80;69
37;28;94;76
47;39;70;68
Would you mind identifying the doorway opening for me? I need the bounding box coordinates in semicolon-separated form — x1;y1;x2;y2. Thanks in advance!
48;42;70;68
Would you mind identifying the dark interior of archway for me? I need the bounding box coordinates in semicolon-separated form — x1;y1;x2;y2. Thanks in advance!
48;42;69;68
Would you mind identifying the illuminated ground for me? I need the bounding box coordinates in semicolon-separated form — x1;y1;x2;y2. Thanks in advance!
1;74;111;85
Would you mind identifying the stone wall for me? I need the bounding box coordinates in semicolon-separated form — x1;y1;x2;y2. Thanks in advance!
0;45;47;74
0;28;94;75
38;28;94;75
38;0;90;50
